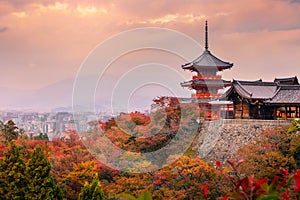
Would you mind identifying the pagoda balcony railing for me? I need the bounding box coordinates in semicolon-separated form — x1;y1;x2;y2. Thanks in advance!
192;74;222;80
192;93;221;98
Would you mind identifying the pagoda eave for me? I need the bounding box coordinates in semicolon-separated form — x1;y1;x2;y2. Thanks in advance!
194;65;233;71
180;81;192;87
181;80;231;88
182;65;233;72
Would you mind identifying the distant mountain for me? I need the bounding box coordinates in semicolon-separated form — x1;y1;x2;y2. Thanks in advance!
0;87;32;110
51;105;111;113
0;79;143;112
0;77;191;112
0;79;74;111
25;79;73;110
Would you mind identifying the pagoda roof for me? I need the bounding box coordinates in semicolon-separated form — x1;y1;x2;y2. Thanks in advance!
181;79;231;88
182;21;233;71
208;100;232;105
182;49;233;71
179;98;212;104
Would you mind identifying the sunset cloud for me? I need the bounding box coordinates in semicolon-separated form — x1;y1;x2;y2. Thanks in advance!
12;11;28;18
0;27;8;32
146;13;206;24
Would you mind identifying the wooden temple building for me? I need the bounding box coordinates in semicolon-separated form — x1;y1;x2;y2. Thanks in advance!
180;21;300;120
223;77;300;119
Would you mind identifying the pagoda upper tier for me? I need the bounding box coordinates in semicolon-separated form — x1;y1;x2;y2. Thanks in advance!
182;49;233;72
180;20;234;100
181;21;233;73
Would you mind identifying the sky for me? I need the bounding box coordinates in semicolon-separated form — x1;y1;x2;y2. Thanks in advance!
1;0;300;111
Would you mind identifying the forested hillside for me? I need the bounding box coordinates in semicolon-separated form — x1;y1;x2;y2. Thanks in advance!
0;101;299;199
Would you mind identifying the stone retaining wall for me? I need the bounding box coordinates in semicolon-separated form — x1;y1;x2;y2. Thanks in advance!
196;119;293;162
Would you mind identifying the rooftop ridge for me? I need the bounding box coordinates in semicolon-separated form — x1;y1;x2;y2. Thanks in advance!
279;85;300;89
274;76;297;81
232;79;277;86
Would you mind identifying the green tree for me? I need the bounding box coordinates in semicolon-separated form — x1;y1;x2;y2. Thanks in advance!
25;145;62;200
0;120;4;132
287;118;300;133
120;191;152;200
1;120;20;142
78;174;105;200
0;141;27;199
33;133;49;141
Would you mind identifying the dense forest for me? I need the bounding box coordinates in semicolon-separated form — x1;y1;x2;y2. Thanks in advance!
0;98;299;199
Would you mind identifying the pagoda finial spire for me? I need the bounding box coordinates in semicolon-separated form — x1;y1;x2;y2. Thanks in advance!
205;20;208;50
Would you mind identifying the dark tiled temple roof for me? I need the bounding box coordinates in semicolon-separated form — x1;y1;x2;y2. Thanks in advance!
274;76;299;85
224;77;300;103
225;80;278;99
266;85;300;104
232;79;276;86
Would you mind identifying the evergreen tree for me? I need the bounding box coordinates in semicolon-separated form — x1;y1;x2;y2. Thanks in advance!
78;174;105;200
33;132;49;141
1;120;20;142
0;141;27;199
0;120;4;132
25;145;62;200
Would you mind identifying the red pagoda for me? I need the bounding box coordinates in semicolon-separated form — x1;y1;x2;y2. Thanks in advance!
181;21;234;119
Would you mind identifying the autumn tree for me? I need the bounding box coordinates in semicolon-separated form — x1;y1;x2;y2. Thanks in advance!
59;161;98;199
0;141;27;199
238;125;300;180
151;156;225;199
48;133;97;199
78;173;105;200
1;120;20;142
26;145;62;200
105;172;152;197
